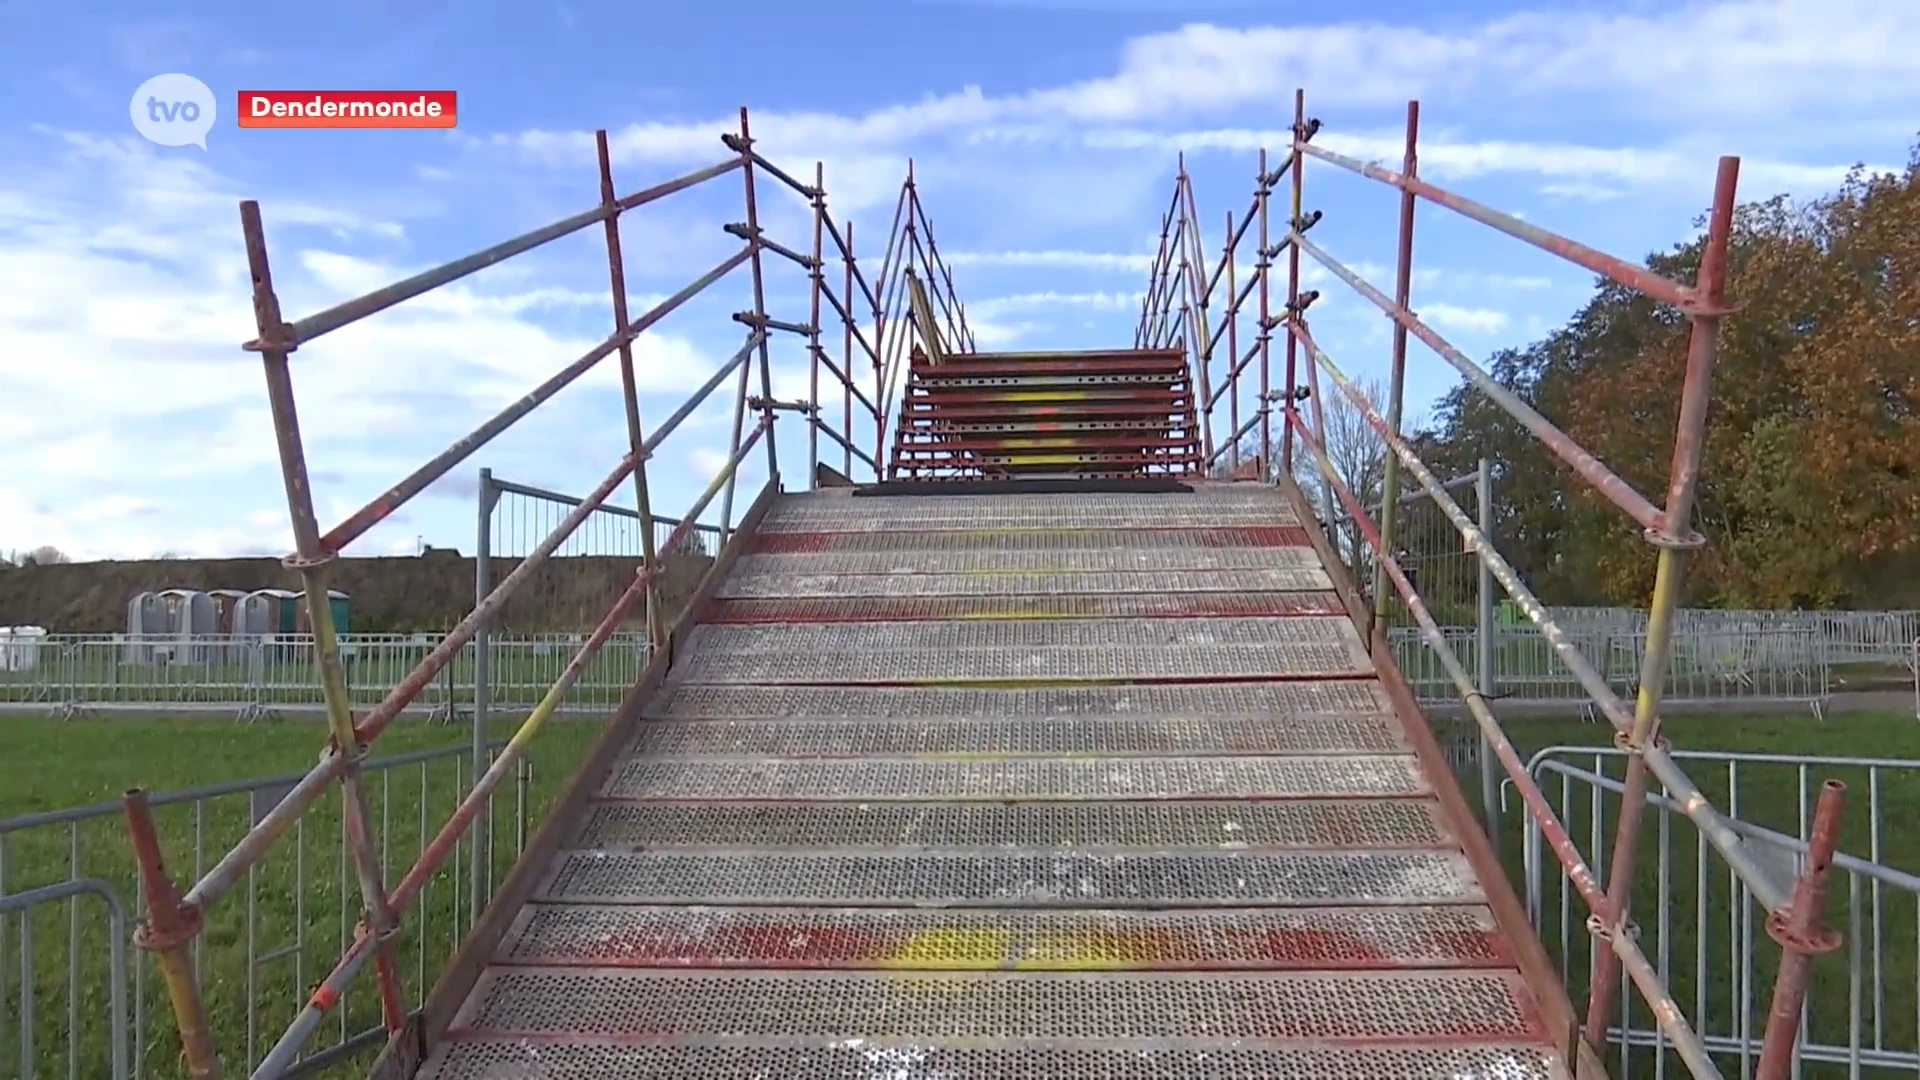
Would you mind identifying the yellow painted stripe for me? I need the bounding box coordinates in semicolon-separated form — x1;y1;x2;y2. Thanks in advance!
880;927;1144;971
982;453;1095;466
998;437;1089;449
986;389;1091;403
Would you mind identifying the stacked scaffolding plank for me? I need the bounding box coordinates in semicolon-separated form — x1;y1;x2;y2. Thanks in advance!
418;483;1570;1079
889;346;1203;480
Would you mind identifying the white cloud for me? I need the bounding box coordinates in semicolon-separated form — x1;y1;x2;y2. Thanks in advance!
16;0;1918;559
453;0;1912;403
945;250;1155;272
1419;302;1511;335
1421;269;1553;292
687;445;731;479
480;115;917;216
0;487;304;562
1539;181;1628;203
1017;1;1920;125
1080;127;1887;193
1320;261;1557;295
970;290;1145;317
968;317;1043;348
0;132;745;559
480;0;1918;190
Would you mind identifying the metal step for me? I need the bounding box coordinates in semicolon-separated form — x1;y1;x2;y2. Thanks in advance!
899;398;1198;420
572;798;1450;850
900;398;1193;414
644;680;1394;720
448;967;1543;1042
761;507;1301;531
911;370;1184;388
731;546;1321;576
745;524;1311;553
535;849;1484;906
918;416;1191;433
889;439;1193;461
897;450;1202;469
703;591;1348;622
780;484;1286;504
757;493;1298;533
891;432;1200;451
909;353;1188;377
622;713;1407;757
715;567;1335;598
665;639;1371;683
903;380;1192;397
683;615;1360;653
418;1039;1566;1080
597;755;1427;800
915;346;1189;364
494;902;1509;970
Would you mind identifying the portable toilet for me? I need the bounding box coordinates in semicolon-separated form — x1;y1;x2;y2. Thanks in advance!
206;589;249;661
243;588;300;634
236;591;284;636
242;589;299;666
156;589;217;662
207;589;248;634
127;591;165;635
0;626;47;672
291;590;351;635
1498;598;1524;627
125;591;165;662
155;589;217;636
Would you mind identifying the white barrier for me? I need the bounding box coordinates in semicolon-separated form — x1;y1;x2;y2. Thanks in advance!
0;631;652;720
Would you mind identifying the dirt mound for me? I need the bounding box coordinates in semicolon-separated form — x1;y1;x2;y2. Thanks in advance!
0;551;713;634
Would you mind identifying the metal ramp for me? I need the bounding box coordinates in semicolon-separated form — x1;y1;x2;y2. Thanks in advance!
135;94;1829;1080
416;483;1571;1079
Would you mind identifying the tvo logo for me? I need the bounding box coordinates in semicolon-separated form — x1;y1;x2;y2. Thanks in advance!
130;73;217;149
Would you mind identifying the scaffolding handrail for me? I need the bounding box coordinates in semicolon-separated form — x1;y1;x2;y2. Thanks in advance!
1291;232;1667;535
253;158;748;353
1161;88;1849;1080
1281;402;1721;1079
119;106;924;1080
1136;154;1299;472
872;164;975;455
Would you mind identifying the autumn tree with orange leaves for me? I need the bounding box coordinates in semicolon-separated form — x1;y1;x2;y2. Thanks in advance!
1416;146;1920;609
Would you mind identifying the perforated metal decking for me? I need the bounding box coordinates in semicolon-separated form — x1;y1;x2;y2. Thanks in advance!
418;484;1570;1080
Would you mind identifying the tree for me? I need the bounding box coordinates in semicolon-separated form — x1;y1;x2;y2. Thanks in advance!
1208;374;1399;584
1415;141;1920;608
18;545;72;567
1290;375;1396;583
664;525;717;562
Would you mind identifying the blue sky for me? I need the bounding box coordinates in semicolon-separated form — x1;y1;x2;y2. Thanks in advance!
1;0;1915;562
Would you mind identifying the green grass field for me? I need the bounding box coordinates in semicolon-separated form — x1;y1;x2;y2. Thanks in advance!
0;714;605;1079
2;709;1916;1078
